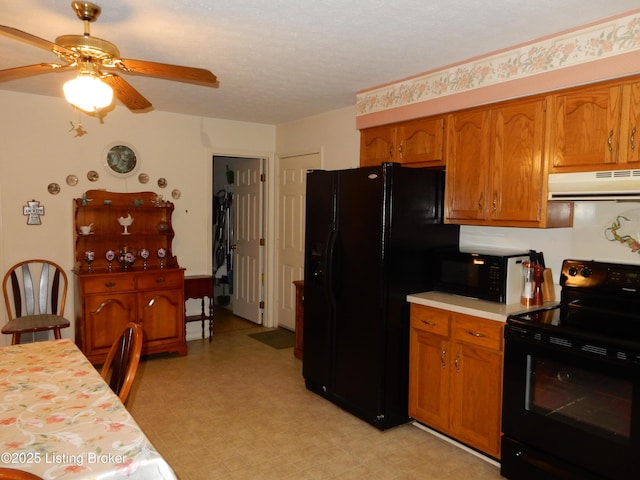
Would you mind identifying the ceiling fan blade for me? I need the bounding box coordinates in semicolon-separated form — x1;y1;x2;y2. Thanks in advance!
0;63;72;82
102;74;152;111
117;59;218;87
0;25;77;59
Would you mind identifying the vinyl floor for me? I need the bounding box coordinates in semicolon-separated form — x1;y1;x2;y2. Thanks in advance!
126;308;504;480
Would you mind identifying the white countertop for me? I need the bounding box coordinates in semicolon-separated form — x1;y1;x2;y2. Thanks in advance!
406;291;559;322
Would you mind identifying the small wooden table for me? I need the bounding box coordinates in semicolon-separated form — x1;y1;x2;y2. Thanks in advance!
184;275;214;341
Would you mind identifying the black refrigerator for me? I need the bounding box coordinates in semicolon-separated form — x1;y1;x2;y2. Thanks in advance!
303;162;459;430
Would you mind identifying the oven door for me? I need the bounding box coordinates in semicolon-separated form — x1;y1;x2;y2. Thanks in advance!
501;326;640;480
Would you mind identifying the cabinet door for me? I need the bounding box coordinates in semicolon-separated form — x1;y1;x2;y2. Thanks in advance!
409;328;450;433
445;110;492;221
138;289;184;347
397;117;445;166
491;99;545;223
619;82;640;165
450;314;504;458
450;341;503;458
360;125;396;166
84;293;136;358
549;83;623;171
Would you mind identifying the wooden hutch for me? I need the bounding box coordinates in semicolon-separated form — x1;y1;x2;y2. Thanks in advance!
72;190;186;364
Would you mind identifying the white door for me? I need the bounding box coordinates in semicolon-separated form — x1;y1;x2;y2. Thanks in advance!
232;158;263;323
276;152;321;330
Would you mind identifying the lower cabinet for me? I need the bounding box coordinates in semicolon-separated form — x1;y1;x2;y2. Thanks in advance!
74;269;187;364
409;303;504;459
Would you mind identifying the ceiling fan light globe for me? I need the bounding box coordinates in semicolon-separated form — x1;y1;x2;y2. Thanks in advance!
63;75;113;112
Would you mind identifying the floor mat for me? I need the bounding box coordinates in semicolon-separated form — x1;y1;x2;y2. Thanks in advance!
248;328;295;349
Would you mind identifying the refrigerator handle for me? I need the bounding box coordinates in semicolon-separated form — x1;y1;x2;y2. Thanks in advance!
326;229;342;302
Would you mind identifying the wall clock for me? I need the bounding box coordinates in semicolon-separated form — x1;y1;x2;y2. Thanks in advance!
104;142;140;178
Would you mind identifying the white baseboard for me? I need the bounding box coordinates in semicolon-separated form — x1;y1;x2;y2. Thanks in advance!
411;421;500;468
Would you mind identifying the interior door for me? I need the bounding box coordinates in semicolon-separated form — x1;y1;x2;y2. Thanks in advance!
277;152;321;330
232;158;263;323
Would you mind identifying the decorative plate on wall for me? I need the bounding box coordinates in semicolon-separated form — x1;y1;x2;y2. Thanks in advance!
104;142;140;178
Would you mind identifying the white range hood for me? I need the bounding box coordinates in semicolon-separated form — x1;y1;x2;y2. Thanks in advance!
548;169;640;201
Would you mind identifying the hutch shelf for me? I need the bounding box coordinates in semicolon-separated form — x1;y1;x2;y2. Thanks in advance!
72;190;186;364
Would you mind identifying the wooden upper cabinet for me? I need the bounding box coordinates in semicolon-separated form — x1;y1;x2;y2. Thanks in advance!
397;117;445;165
360;125;396;166
445;108;492;222
548;79;640;172
360;116;446;167
491;99;545;223
620;82;640;165
446;97;572;228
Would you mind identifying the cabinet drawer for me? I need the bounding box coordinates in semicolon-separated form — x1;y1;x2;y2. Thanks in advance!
82;275;135;294
137;270;183;290
410;304;450;336
452;315;504;350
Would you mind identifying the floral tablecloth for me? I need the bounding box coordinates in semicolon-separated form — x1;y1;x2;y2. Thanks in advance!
0;339;176;480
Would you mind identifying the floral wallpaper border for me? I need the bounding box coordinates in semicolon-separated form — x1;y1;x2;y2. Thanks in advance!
356;12;640;116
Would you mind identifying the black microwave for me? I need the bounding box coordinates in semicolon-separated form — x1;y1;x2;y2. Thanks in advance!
434;248;530;304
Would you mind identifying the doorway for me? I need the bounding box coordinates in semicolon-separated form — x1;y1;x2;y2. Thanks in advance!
213;156;264;324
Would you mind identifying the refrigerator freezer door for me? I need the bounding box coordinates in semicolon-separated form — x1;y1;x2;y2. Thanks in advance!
302;170;335;390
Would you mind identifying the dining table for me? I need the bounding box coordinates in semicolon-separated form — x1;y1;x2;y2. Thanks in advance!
0;339;176;480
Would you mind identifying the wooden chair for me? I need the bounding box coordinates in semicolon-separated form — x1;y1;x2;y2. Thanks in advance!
1;259;70;345
101;322;143;403
0;467;44;479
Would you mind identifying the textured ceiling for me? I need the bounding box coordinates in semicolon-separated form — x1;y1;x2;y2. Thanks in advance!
0;1;638;125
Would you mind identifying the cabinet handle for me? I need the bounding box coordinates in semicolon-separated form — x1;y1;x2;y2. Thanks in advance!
389;143;394;160
104;281;116;288
477;192;483;210
466;329;485;338
631;126;637;152
454;353;460;373
441;349;446;369
420;319;437;327
398;140;404;158
608;129;614;153
156;277;166;284
492;194;497;214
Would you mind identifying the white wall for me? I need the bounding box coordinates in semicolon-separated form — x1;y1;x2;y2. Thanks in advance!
459;201;640;285
0;90;275;345
276;106;360;169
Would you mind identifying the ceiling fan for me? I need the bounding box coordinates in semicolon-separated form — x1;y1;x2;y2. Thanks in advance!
0;1;218;113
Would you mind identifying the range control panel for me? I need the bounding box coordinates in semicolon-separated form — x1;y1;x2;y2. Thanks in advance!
561;259;640;292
